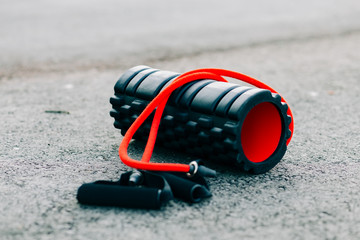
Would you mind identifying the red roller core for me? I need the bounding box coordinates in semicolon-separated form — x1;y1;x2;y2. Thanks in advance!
241;102;282;163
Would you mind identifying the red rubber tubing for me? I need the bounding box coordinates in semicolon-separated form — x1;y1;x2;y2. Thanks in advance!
118;69;294;173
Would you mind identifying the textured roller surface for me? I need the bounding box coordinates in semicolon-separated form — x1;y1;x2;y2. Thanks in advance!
110;66;292;173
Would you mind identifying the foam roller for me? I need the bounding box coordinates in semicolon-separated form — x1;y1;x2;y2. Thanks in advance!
110;66;291;174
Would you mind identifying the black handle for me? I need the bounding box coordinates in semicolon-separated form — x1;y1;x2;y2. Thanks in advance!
77;182;162;209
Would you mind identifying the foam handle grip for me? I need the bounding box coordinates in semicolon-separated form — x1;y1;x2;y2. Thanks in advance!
110;66;292;173
77;181;162;209
158;173;211;202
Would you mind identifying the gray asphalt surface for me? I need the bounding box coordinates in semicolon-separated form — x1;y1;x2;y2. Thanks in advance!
1;1;360;240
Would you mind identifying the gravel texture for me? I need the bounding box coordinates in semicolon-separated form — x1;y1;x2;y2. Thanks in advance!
0;1;359;239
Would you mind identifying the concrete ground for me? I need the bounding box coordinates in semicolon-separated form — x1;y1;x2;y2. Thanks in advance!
0;1;359;239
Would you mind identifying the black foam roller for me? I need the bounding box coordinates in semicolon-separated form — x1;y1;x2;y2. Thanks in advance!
110;66;292;173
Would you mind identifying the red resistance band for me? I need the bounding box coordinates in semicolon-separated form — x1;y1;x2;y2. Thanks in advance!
119;69;294;173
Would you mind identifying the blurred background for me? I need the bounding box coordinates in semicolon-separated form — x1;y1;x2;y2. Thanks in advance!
1;0;360;76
